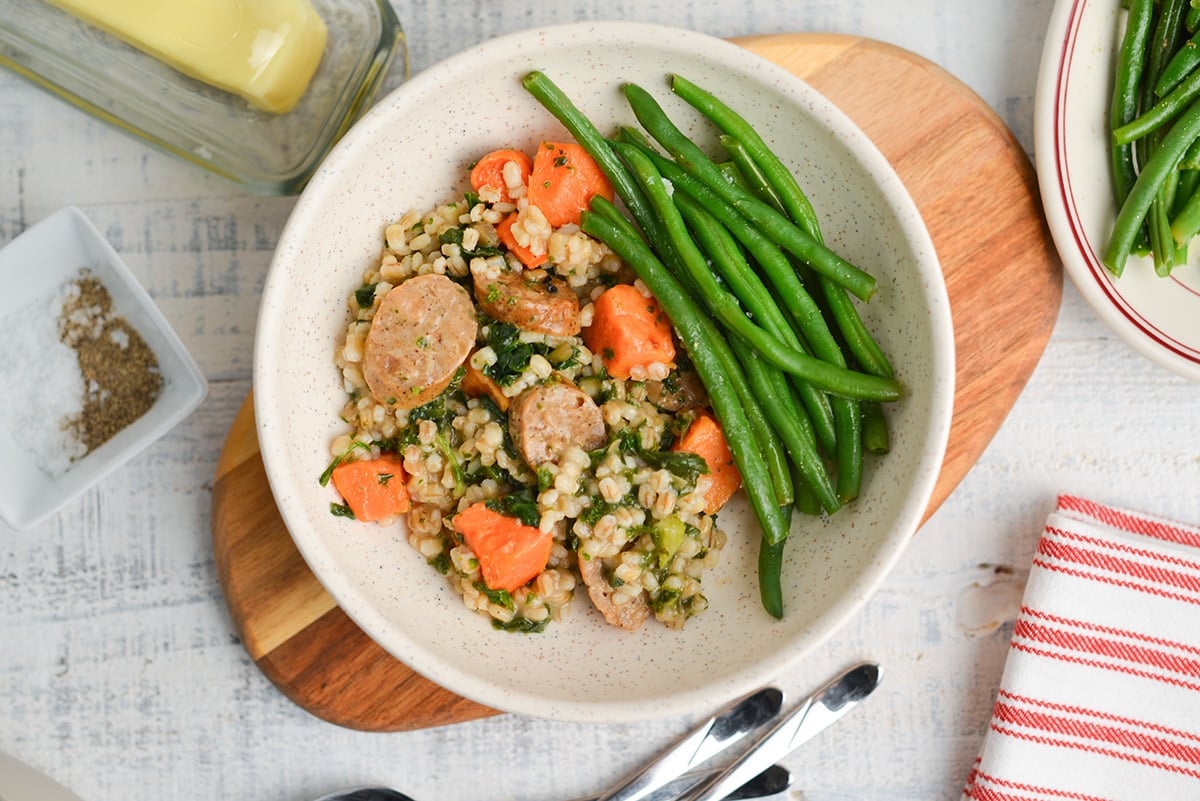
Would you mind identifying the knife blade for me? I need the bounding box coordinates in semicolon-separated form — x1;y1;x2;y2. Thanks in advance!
0;752;86;801
677;662;882;801
594;685;784;801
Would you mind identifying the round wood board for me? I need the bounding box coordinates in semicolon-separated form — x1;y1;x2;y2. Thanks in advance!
211;32;1063;731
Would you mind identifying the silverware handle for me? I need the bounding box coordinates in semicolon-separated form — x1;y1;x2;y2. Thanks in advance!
569;763;789;801
593;686;783;801
681;662;882;801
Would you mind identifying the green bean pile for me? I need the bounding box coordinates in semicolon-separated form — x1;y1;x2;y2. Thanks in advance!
1105;0;1200;276
521;71;903;618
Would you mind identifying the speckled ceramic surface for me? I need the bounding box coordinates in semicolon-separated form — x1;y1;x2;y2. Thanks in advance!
1037;0;1200;381
254;22;954;723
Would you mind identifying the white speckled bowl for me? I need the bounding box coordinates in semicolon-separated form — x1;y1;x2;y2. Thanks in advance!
254;22;954;722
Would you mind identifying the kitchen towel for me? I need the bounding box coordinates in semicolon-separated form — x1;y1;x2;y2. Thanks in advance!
962;494;1200;801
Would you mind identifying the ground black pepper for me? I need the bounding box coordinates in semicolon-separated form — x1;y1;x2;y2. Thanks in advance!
58;270;163;455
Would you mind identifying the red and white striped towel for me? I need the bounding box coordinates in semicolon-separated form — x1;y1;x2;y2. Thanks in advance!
962;494;1200;801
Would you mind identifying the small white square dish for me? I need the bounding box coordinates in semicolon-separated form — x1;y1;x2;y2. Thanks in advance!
0;206;207;531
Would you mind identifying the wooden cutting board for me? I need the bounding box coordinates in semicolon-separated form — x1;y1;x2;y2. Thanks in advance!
211;32;1062;731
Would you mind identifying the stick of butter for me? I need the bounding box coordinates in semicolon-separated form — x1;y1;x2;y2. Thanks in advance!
47;0;328;114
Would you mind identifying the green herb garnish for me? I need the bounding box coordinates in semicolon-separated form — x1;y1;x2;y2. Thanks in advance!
355;283;378;308
319;440;370;486
486;489;541;528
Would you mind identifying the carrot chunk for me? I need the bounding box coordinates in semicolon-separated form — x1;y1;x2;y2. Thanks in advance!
469;148;533;204
526;141;614;228
495;212;548;269
453;501;552;592
582;283;676;379
672;411;741;515
461;359;509;411
331;454;411;522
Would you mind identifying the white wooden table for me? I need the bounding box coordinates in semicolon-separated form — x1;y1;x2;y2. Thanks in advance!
4;2;1200;800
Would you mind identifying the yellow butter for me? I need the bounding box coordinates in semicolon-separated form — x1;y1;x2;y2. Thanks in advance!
47;0;328;114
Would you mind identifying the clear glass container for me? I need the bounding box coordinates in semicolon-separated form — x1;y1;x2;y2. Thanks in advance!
0;0;409;195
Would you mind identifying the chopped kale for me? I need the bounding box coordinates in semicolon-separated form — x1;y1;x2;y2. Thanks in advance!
482;322;552;386
355;283;378;308
476;394;506;420
395;373;468;495
473;581;515;611
493;616;550;633
603;424;709;486
580;495;638;527
640;450;709;484
486;489;541;528
651;586;684;614
403;368;466;435
428;552;451;575
613;426;642;456
464;242;506;259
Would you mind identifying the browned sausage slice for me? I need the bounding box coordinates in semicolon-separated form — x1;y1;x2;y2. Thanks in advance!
508;377;605;467
362;274;477;410
578;555;650;631
474;270;580;336
645;368;708;412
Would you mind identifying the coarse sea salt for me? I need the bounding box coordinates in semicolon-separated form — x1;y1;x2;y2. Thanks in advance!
0;278;88;477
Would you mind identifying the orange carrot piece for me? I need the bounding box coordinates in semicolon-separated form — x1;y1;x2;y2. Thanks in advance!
496;212;548;269
469;148;533;204
453;501;552;592
526;141;614;228
331;454;411;522
582;283;676;379
461;359;509;411
672;411;742;515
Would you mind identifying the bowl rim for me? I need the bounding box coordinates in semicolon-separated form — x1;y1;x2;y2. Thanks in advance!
254;19;955;722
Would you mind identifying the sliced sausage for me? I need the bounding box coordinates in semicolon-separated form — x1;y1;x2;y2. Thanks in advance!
362;274;477;410
474;269;580;336
508;377;605;467
579;555;650;631
645;368;708;412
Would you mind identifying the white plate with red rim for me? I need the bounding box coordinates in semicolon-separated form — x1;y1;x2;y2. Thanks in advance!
1037;0;1200;380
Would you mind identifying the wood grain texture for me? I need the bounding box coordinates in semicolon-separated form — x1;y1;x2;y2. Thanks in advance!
210;33;1061;732
212;397;500;731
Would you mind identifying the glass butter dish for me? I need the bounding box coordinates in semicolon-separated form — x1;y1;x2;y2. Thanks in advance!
0;0;408;195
